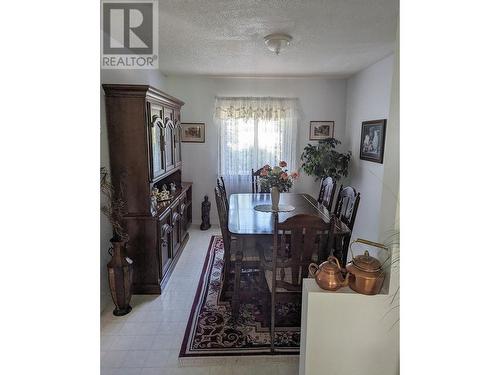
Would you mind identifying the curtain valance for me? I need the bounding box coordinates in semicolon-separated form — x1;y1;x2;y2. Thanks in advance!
214;97;299;121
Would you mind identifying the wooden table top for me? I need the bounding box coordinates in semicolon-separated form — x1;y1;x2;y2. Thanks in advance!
228;193;351;236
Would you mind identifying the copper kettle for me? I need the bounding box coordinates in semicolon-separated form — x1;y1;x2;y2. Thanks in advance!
346;239;389;295
309;256;348;291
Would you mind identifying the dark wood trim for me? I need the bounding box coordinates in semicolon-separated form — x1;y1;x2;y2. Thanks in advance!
102;84;185;106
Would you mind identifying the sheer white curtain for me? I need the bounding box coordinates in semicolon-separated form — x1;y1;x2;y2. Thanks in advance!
214;97;299;194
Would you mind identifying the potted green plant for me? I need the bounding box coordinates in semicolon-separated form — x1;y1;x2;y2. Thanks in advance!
100;167;133;316
300;138;352;181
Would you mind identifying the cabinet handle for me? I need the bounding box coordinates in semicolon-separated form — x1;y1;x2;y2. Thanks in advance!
161;223;172;238
180;203;186;215
161;224;172;246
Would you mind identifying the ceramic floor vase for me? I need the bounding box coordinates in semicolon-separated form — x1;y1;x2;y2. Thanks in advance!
271;186;280;211
107;239;133;316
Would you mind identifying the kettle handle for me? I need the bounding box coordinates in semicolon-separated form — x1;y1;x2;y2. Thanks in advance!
308;263;319;277
349;238;390;266
327;255;341;269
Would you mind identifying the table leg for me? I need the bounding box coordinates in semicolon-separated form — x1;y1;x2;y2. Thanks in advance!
232;237;244;318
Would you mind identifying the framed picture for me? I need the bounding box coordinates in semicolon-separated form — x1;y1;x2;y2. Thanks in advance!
359;119;387;163
181;122;205;143
309;121;334;140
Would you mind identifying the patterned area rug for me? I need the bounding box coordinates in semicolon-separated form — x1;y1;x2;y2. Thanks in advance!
180;235;301;357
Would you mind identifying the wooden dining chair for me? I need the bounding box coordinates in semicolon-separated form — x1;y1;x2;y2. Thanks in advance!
217;177;228;209
214;185;260;314
332;185;361;266
259;213;333;353
317;176;337;211
251;168;263;193
214;186;232;290
218;176;226;193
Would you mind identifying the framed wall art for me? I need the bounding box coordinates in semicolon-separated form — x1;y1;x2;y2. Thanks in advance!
181;122;205;143
309;121;334;140
359;119;387;163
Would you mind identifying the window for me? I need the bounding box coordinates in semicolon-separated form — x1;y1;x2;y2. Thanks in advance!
215;97;299;193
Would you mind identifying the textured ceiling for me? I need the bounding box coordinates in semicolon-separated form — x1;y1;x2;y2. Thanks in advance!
158;0;398;77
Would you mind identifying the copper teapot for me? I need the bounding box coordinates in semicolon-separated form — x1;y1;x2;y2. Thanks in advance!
309;256;348;291
346;239;389;295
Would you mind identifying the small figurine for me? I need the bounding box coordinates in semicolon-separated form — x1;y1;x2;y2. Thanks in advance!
150;190;158;216
170;182;176;193
200;195;211;230
156;184;170;202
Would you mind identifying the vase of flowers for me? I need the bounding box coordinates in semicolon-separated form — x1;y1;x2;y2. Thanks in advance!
258;161;299;211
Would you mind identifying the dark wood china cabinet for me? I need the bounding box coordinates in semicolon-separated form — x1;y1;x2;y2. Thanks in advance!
103;84;192;294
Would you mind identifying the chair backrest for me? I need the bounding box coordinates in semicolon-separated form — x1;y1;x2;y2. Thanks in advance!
214;186;231;254
217;177;229;208
317;177;336;211
333;185;361;231
251;168;265;193
218;176;226;192
272;214;333;288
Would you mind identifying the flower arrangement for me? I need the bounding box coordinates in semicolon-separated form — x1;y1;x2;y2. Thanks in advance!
258;161;299;192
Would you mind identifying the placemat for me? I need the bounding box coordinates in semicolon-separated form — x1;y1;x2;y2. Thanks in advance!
254;204;296;213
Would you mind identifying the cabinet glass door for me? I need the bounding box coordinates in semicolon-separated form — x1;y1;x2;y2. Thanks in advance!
174;120;182;167
164;108;174;170
149;103;166;180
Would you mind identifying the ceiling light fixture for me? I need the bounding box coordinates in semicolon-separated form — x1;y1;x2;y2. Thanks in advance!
264;33;292;55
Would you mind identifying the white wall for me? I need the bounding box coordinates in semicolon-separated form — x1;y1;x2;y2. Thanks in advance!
345;55;395;243
100;69;171;312
163;76;348;225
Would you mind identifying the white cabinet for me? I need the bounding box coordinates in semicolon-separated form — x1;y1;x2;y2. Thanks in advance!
299;279;399;375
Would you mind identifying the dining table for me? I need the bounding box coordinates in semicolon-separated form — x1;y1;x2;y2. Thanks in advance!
226;192;351;315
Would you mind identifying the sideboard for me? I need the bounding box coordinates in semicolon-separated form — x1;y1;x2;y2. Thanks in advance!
103;84;192;294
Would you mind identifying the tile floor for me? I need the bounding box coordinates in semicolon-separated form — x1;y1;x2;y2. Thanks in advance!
101;226;299;375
